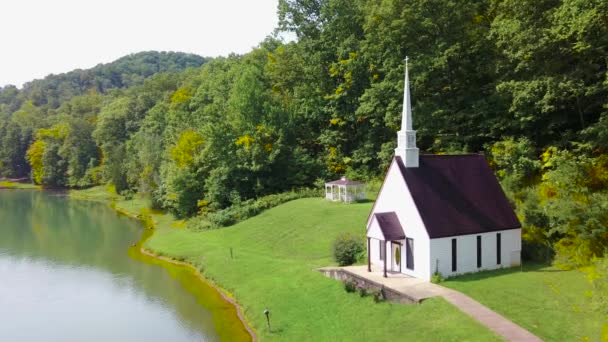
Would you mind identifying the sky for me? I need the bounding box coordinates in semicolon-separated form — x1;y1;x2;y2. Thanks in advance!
0;0;282;88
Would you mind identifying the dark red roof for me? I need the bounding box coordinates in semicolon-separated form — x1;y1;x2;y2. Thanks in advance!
374;212;406;240
395;155;520;238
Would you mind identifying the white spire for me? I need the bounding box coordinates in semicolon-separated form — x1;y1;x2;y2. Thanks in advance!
401;56;412;131
395;56;419;167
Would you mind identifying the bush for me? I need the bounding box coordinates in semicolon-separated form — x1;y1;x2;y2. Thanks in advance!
187;217;214;231
521;240;554;262
122;189;135;200
333;233;364;266
371;289;385;303
431;271;444;284
344;279;357;293
204;188;322;228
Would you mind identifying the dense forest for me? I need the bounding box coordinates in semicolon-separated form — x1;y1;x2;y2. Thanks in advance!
0;0;607;281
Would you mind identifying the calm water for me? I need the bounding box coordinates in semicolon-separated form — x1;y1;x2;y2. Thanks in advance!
0;190;219;341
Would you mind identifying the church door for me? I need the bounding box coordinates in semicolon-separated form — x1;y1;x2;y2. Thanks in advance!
391;242;402;273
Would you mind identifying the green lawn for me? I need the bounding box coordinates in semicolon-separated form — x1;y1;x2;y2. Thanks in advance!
70;186;182;231
0;180;40;189
443;264;607;341
146;198;499;341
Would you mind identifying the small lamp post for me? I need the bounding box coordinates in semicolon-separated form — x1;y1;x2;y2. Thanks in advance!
263;308;271;331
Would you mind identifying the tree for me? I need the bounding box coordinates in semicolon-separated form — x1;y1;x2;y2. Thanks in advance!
490;0;608;147
26;123;70;186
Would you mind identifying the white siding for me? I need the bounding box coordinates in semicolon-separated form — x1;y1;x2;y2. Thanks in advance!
367;216;384;240
429;228;521;278
367;159;431;280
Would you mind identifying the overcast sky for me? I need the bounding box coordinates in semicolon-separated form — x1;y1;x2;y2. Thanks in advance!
0;0;282;87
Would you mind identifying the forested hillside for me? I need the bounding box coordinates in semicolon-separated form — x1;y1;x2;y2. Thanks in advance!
0;51;205;180
0;0;607;284
1;51;205;111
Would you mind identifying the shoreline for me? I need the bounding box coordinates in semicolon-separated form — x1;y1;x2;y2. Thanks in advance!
2;184;257;341
0;180;40;190
83;194;258;341
86;196;258;342
138;246;258;341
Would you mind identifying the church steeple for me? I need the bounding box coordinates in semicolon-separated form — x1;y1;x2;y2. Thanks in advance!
395;57;419;167
401;57;413;131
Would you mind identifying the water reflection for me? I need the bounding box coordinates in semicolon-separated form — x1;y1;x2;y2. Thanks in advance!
0;190;219;341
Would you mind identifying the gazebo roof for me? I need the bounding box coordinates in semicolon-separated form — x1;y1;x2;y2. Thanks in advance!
325;177;364;186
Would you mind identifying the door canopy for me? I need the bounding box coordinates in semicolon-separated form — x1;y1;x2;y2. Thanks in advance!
368;212;405;241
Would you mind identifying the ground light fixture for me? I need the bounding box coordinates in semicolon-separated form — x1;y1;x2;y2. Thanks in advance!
264;308;271;331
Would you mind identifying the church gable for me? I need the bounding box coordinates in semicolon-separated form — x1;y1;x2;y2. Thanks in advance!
366;158;429;240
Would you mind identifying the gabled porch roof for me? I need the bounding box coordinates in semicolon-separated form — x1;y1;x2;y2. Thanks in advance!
369;212;405;241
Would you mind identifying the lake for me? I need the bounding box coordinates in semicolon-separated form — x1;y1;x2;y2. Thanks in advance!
0;190;243;341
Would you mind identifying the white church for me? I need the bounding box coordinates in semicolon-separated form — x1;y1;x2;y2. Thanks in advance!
366;59;522;281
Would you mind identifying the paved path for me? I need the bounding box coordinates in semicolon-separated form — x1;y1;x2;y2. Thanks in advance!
440;289;542;342
337;266;542;342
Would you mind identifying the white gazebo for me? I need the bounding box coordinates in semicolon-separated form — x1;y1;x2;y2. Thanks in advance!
325;177;366;203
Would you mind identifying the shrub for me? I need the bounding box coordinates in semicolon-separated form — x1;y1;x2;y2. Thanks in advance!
521;240;554;262
138;211;154;230
187;217;214;231
431;271;444;284
122;189;135;200
371;289;385;303
149;187;165;211
333;233;364;266
344;279;357;293
358;286;368;297
204;188;322;228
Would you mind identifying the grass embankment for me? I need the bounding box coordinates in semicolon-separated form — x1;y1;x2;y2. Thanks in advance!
69;186;180;230
146;198;499;341
0;180;40;189
444;264;607;341
69;186;252;341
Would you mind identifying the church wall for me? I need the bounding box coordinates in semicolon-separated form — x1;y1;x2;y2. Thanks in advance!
367;158;431;280
429;228;521;278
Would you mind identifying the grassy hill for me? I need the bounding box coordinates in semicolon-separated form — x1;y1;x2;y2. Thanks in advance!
146;198;499;341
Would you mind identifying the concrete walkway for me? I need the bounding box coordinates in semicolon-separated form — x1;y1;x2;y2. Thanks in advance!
341;265;445;301
337;266;542;342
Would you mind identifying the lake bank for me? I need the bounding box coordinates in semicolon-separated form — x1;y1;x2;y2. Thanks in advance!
137;240;257;341
68;186;256;341
0;179;40;190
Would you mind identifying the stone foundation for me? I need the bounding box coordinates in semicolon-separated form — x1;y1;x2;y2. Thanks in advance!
318;267;419;304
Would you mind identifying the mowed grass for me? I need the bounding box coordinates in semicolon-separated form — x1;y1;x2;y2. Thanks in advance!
443;264;607;341
147;198;499;341
69;184;120;202
0;180;40;189
70;186;181;230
